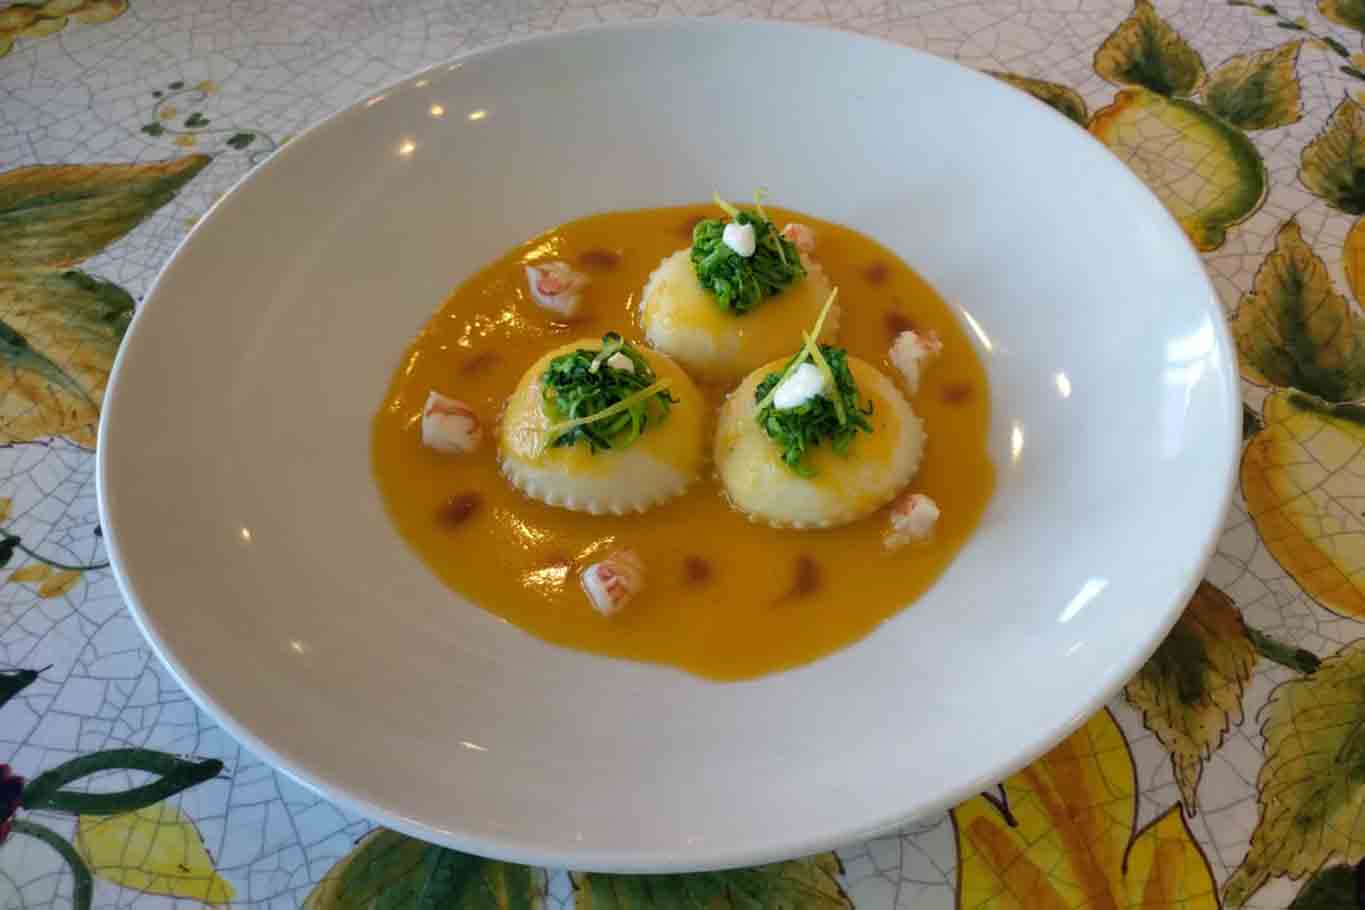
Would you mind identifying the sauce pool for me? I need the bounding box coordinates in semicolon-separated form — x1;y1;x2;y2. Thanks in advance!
371;205;994;680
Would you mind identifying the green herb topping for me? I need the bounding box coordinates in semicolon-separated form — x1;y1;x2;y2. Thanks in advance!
752;290;873;476
691;192;805;315
541;333;677;454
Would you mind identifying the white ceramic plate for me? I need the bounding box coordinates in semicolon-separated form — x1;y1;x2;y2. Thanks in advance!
98;18;1239;872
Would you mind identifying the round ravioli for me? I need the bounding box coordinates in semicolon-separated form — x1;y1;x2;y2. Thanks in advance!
715;357;924;528
639;249;838;382
500;341;705;514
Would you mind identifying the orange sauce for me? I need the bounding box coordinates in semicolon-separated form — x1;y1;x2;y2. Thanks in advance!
371;206;994;680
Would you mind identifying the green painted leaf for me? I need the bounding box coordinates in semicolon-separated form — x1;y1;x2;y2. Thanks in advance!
1231;219;1365;402
140;122;165;137
9;819;94;910
1223;639;1365;907
1;269;135;447
0;667;40;710
305;830;544;910
0;535;16;568
1094;0;1206;96
22;749;222;815
0;158;206;446
1246;625;1322;674
0;317;91;402
988;72;1088;125
225;131;255;150
184;112;208;128
1202;41;1303;130
1288;863;1360;908
1302;98;1365;214
1321;0;1365;33
573;854;850;910
1124;581;1255;815
1324;35;1353;58
0;156;210;271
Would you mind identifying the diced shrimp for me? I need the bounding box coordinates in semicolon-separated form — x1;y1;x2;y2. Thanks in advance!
525;261;589;317
884;493;940;550
780;222;816;254
421;390;482;454
889;329;942;396
580;549;645;617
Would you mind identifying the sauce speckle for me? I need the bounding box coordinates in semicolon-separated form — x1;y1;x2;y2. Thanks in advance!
438;492;482;527
885;310;917;338
863;262;890;285
683;556;712;586
460;351;500;375
942;382;973;404
372;204;994;680
578;248;622;270
782;556;822;601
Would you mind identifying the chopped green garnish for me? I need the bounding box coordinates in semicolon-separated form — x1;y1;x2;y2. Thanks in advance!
691;192;805;315
751;288;871;476
754;346;873;476
541;333;677;454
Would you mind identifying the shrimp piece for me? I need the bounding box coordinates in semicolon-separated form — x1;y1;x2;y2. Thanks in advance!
780;222;816;254
525;261;589;317
884;493;940;549
580;549;645;616
889;329;942;396
421;391;482;454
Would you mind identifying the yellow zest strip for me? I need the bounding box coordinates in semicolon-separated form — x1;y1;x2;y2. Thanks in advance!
802;330;845;425
713;192;741;219
753;187;770;222
756;188;788;266
539;378;674;454
755;287;840;412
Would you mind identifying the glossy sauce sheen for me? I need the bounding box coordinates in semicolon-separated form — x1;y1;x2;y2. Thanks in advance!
372;206;995;680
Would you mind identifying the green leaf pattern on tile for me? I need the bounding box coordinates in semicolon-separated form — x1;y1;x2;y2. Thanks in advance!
1094;0;1205;96
304;830;546;910
1201;41;1304;130
1224;640;1365;906
1302;98;1365;215
0;156;207;447
1232;219;1365;402
1123;582;1257;815
574;855;850;910
988;72;1089;125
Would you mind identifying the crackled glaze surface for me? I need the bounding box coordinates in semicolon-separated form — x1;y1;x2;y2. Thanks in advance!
4;0;1363;907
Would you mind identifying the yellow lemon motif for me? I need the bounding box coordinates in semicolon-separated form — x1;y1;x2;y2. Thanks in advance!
1090;89;1266;251
75;802;234;905
1243;390;1365;619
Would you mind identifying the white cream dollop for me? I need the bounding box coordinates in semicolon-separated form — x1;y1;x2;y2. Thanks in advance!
773;362;827;410
604;352;634;373
722;222;756;258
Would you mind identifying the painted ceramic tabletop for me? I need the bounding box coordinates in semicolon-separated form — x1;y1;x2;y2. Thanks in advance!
3;0;1365;906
